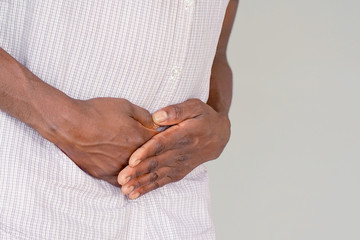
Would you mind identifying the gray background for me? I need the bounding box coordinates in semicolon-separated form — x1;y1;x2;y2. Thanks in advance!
206;0;360;239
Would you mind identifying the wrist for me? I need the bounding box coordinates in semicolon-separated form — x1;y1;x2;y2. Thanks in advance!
0;47;79;145
27;81;79;144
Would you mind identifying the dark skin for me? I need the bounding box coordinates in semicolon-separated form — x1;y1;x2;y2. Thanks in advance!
0;49;158;187
118;0;239;199
0;0;238;198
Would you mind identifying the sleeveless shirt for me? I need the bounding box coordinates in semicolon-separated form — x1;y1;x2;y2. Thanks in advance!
0;1;229;239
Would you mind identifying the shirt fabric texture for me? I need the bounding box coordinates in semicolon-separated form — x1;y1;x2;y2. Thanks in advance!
0;1;229;239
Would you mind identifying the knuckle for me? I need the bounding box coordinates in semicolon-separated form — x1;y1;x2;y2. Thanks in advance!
131;179;140;188
154;139;166;155
172;105;183;119
148;158;159;172
195;101;205;113
189;98;206;114
177;136;191;146
188;98;200;105
153;181;160;190
175;153;188;162
134;169;142;178
150;172;159;182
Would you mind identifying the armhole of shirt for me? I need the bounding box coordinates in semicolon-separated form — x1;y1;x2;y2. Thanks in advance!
0;2;9;44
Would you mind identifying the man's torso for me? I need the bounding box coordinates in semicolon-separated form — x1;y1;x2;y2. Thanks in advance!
0;1;229;239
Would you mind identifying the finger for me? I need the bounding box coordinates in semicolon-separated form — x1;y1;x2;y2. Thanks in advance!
128;127;187;167
121;167;170;195
130;104;158;129
118;165;133;185
119;151;171;185
152;98;205;126
128;177;172;200
118;155;160;185
119;149;189;186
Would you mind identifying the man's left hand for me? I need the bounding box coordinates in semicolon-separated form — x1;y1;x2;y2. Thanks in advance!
117;99;231;199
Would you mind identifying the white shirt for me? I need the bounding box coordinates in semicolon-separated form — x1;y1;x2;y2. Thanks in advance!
0;1;229;239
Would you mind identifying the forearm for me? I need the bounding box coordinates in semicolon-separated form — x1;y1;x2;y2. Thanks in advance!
206;0;238;116
1;47;158;186
0;47;76;140
207;54;233;116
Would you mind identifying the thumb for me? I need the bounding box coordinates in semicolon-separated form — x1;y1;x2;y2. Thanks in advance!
152;99;204;126
130;104;158;129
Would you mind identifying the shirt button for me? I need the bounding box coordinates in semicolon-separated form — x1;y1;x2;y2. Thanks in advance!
171;67;181;78
184;0;194;9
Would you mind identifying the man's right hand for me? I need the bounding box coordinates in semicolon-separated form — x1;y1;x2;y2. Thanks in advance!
1;47;158;187
47;97;158;187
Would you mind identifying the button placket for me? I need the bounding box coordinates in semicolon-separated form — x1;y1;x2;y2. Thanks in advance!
170;66;181;79
184;0;194;10
156;1;195;104
166;0;195;95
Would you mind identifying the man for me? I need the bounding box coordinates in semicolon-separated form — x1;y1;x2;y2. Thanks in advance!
0;0;238;239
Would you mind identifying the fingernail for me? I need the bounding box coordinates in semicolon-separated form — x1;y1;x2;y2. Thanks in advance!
152;111;168;124
131;159;141;167
121;176;130;185
125;185;134;195
130;192;140;200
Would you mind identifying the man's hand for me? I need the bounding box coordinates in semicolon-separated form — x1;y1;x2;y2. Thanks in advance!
117;99;231;199
48;98;158;187
0;47;159;187
117;0;238;198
